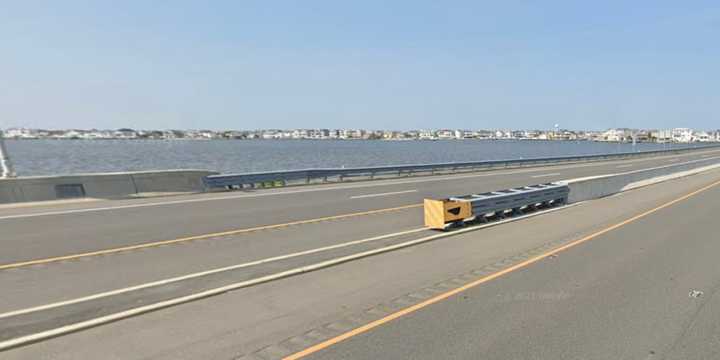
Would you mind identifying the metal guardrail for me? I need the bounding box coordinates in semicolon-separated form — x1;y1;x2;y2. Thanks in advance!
203;144;720;189
424;183;569;229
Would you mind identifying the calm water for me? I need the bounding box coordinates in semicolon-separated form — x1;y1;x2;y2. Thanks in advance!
4;139;696;176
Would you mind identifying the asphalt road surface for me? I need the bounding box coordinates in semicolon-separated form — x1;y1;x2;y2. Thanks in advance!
2;148;720;359
2;148;719;265
307;170;720;360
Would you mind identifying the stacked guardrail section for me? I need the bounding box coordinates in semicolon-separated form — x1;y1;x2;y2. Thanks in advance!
424;183;569;230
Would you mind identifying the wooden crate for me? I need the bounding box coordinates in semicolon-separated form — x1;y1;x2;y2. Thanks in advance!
424;199;472;230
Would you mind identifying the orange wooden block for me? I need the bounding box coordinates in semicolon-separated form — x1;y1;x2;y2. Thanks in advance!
424;198;472;229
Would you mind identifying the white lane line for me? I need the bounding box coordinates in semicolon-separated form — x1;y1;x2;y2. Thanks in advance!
350;190;418;199
616;164;634;168
668;159;680;162
2;149;719;221
0;227;427;320
530;173;561;178
0;204;577;351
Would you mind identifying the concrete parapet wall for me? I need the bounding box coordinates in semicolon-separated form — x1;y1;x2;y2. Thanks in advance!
129;170;215;194
0;170;217;204
563;157;720;203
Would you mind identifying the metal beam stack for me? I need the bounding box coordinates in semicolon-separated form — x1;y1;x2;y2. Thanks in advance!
424;183;569;230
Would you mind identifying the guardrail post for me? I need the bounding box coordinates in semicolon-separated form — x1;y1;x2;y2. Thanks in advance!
370;171;375;180
0;130;16;178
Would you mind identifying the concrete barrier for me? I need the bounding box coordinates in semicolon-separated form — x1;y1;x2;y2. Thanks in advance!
562;156;720;203
0;170;217;204
129;170;215;194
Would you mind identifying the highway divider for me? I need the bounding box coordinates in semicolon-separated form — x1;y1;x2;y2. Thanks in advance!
561;156;720;203
0;170;217;204
423;156;720;230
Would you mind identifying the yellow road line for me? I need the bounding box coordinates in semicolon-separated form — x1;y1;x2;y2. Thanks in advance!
0;204;422;271
283;178;720;360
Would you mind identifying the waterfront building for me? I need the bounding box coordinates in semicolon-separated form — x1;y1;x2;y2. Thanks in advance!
693;130;712;142
672;128;693;143
602;129;632;142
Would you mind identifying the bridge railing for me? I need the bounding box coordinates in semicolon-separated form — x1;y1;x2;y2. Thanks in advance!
203;144;720;190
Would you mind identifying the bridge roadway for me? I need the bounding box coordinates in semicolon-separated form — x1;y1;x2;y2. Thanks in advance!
306;169;720;360
1;148;720;358
1;148;718;265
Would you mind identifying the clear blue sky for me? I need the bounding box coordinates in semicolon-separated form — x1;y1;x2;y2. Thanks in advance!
1;1;718;131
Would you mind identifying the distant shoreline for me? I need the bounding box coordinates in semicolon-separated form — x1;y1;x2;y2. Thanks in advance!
1;138;692;144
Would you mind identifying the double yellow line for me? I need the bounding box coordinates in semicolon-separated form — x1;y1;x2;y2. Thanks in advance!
0;204;422;271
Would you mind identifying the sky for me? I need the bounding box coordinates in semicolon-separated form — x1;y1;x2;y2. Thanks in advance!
1;1;719;131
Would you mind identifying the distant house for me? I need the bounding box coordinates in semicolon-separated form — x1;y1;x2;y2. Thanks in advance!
652;129;672;143
436;130;454;139
328;129;341;139
713;131;720;142
418;130;436;140
4;128;37;139
473;130;494;139
602;129;631;142
114;128;137;139
672;128;693;143
551;130;577;141
634;130;651;142
403;130;420;139
693;130;711;142
523;130;543;140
